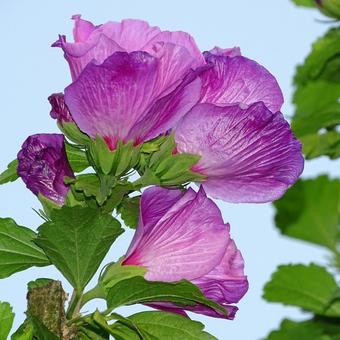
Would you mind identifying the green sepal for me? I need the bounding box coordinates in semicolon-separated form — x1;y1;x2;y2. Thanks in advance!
58;121;90;145
117;196;140;229
137;134;205;188
0;159;19;185
65;142;90;173
88;136;140;176
81;260;146;306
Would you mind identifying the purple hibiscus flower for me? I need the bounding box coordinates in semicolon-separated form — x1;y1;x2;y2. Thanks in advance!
17;134;74;205
122;186;248;319
53;16;303;202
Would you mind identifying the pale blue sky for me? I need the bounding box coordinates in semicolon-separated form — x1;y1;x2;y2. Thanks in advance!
0;1;339;339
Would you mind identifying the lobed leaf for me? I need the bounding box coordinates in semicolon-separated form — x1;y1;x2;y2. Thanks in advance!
0;218;50;279
273;176;340;251
35;206;123;291
263;264;340;317
0;301;15;340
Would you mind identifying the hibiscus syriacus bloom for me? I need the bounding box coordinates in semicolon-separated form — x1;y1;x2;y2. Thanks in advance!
123;186;248;319
17;134;74;205
53;16;303;202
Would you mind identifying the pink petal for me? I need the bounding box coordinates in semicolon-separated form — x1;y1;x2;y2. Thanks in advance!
123;187;229;282
193;240;249;305
53;34;124;80
146;31;205;66
175;102;304;203
72;14;97;42
209;46;241;57
64;49;200;149
200;52;284;112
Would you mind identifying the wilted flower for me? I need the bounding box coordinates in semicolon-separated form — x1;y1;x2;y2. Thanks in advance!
123;186;248;319
48;93;73;125
17;134;74;205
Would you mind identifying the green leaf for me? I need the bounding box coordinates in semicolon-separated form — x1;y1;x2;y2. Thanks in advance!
273;176;340;251
0;159;19;185
11;321;34;340
0;218;50;279
107;276;227;316
111;311;217;340
65;143;90;173
292;28;340;159
292;80;340;137
82;262;147;306
27;278;53;291
291;0;316;7
295;28;340;86
301;131;340;160
35;206;123;291
117;196;140;229
0;301;15;340
263;264;340;317
30;316;59;340
266;318;340;340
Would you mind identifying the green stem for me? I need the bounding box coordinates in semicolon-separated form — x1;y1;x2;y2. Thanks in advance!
66;289;83;320
81;284;105;308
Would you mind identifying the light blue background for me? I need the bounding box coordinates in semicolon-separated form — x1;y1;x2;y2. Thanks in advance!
0;1;339;339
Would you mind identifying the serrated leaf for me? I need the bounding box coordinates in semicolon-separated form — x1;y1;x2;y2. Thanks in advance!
107;276;227;316
263;264;340;317
65;143;90;173
30;316;59;340
301;131;340;160
35;206;123;291
0;218;50;278
295;28;340;86
0;301;15;340
11;321;34;340
273;176;340;250
266;318;340;340
27;278;53;291
117;196;140;229
292;81;340;137
112;311;217;340
291;0;316;7
0;159;19;185
292;28;340;159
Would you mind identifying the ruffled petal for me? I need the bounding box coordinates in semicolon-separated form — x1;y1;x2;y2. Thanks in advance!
193;240;249;305
175;102;304;203
209;46;241;57
200;52;284;112
17;134;74;205
72;14;97;42
64;51;159;148
64;49;200;149
123;187;229;282
146;31;205;65
53;34;124;80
